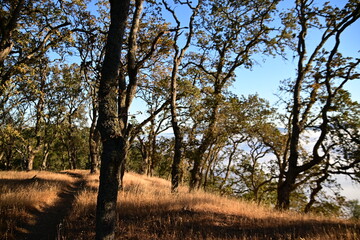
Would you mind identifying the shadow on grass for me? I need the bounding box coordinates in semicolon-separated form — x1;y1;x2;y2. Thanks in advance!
62;198;360;240
0;177;69;191
10;172;86;240
117;209;360;240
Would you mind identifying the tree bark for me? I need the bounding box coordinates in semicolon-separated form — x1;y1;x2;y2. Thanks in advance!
189;104;219;191
89;107;100;174
276;170;297;210
95;0;130;239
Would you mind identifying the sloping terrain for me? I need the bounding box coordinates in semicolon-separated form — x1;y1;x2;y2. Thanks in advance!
63;171;360;240
0;170;85;240
0;170;359;240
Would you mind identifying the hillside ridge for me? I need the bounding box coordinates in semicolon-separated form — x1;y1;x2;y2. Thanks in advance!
1;170;359;240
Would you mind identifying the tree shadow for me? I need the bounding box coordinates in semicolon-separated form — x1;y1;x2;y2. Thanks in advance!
12;172;86;240
117;206;360;239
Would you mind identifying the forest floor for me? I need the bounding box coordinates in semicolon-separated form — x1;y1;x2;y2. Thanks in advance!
0;170;359;240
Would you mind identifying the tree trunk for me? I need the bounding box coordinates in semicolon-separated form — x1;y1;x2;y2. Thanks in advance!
118;141;129;191
163;0;200;193
170;57;183;192
189;101;220;191
96;137;125;239
276;169;297;210
171;122;182;192
89;126;100;174
26;146;35;171
26;142;42;171
41;148;49;170
95;0;130;239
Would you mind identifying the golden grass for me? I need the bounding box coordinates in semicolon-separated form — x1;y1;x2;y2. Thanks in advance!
1;170;358;239
64;172;360;240
0;170;78;240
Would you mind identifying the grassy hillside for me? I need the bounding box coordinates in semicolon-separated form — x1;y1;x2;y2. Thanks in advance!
0;170;359;239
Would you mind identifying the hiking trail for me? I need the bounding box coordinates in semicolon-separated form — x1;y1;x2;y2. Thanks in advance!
18;172;85;240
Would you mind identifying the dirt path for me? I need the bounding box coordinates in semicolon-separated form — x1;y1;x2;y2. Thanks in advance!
18;172;85;240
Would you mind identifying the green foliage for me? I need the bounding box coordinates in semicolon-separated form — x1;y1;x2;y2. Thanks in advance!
346;200;360;220
0;0;359;219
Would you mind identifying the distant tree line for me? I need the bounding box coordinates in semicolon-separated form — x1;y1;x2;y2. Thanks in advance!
1;0;359;238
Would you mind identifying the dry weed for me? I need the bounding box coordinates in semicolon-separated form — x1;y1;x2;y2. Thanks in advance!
63;172;360;240
1;171;358;239
0;170;78;240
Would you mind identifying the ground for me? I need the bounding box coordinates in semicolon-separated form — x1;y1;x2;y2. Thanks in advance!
0;170;359;240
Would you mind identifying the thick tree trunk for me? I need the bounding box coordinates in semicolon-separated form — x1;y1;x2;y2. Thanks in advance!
276;168;297;210
189;148;202;191
26;139;42;171
95;0;130;239
276;182;291;210
96;138;125;239
189;118;217;191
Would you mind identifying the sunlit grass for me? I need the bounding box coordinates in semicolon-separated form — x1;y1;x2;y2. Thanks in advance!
0;170;358;239
0;170;77;239
64;172;360;240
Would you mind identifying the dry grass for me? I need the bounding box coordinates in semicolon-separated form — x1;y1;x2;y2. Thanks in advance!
64;172;360;240
0;170;78;240
1;170;359;239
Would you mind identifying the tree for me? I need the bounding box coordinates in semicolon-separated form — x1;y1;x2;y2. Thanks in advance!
118;0;168;188
0;0;91;170
276;0;360;210
187;0;282;191
0;0;86;99
95;0;131;239
346;200;360;220
74;9;107;173
162;0;202;193
93;0;174;236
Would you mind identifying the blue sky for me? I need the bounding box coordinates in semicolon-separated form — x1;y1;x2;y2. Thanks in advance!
230;7;360;106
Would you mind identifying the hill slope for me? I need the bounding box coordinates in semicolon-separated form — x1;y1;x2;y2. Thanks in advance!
1;170;359;239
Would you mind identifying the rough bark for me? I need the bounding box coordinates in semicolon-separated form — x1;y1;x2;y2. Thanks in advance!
95;0;130;239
